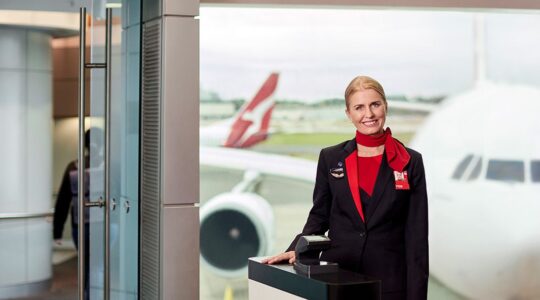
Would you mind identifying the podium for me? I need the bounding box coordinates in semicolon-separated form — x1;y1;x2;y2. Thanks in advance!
248;257;381;300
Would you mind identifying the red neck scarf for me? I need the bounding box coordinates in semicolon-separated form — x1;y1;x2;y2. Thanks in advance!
355;128;410;172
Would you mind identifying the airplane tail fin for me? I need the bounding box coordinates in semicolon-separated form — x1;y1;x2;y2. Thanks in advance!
223;73;279;148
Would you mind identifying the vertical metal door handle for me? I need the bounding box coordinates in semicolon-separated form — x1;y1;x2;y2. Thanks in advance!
104;8;112;300
77;7;86;300
78;7;113;300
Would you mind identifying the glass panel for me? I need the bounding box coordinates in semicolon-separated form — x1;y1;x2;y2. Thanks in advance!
486;160;525;183
0;2;139;299
86;1;141;299
200;6;540;300
109;0;140;298
452;154;473;180
86;3;107;298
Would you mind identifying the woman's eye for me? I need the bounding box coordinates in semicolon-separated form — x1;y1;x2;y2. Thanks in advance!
372;102;380;107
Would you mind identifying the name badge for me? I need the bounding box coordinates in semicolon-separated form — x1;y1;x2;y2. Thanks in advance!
393;171;410;190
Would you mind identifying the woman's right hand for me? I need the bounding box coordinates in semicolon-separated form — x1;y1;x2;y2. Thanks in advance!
261;251;296;265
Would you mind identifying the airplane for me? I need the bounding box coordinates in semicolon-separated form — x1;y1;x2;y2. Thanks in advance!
200;72;279;148
409;16;540;299
410;82;540;300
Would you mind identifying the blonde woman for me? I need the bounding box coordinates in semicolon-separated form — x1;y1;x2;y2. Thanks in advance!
263;76;429;300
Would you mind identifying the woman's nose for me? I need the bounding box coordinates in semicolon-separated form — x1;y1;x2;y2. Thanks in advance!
366;107;374;117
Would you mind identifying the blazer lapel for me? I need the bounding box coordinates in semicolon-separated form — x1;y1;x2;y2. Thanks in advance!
343;142;365;224
365;152;394;224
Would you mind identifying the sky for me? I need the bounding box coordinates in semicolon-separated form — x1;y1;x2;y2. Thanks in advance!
199;7;540;103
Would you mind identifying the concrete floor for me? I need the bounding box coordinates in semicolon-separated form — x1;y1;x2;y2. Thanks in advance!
17;257;77;300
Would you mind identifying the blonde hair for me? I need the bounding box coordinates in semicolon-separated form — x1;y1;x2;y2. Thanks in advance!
344;76;387;109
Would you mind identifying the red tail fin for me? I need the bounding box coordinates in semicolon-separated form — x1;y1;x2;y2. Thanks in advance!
224;73;279;148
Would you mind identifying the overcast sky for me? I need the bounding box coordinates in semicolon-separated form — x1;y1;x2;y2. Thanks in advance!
200;7;540;102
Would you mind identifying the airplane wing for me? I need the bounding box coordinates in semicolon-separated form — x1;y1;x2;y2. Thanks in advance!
200;146;316;183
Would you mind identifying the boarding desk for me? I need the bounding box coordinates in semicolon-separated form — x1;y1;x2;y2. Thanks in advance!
248;257;381;300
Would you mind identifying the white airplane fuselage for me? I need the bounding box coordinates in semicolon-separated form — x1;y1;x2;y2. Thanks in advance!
411;83;540;299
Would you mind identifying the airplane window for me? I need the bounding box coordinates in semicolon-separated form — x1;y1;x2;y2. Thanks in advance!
467;157;482;181
531;161;540;182
486;160;525;182
452;154;473;180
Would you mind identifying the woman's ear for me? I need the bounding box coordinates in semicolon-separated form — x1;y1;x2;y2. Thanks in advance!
345;108;351;120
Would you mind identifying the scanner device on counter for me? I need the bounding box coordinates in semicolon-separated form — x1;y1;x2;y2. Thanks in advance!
293;235;338;276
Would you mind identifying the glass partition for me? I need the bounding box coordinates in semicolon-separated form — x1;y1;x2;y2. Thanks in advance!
199;6;540;300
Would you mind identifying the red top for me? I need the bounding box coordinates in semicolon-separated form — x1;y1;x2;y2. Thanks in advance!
357;154;383;196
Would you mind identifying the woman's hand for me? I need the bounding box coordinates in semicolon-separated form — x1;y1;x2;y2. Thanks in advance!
261;251;296;265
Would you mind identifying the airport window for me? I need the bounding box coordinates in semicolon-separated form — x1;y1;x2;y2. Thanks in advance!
486;160;525;183
531;160;540;182
467;157;482;181
452;154;473;180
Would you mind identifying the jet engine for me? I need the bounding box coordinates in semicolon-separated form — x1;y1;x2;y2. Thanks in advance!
200;191;274;278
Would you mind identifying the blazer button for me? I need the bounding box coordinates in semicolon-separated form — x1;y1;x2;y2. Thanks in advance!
359;232;366;238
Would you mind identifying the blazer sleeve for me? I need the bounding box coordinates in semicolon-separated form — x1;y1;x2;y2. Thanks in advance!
405;154;429;300
286;149;332;252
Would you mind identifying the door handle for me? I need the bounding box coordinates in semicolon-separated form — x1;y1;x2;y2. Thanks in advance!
84;196;105;208
124;200;131;214
78;7;113;300
77;8;87;300
103;9;112;299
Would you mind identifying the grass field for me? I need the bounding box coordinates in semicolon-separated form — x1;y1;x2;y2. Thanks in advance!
263;132;416;147
262;133;354;146
256;131;417;160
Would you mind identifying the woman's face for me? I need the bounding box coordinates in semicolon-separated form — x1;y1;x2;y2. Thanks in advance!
346;89;387;136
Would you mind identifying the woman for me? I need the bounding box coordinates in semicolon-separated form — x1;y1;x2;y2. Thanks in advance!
262;76;429;300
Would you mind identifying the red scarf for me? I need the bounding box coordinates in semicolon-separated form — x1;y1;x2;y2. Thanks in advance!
355;128;410;172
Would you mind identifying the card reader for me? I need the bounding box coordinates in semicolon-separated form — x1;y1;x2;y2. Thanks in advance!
293;235;339;276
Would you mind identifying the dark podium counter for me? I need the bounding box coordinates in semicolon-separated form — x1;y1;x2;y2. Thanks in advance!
248;257;381;300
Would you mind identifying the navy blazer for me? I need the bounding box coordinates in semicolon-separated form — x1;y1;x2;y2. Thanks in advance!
287;138;429;300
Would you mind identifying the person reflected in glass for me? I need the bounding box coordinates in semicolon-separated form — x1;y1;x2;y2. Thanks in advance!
262;76;429;300
53;127;103;300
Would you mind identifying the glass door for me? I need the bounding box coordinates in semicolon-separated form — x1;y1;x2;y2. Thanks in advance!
78;1;141;299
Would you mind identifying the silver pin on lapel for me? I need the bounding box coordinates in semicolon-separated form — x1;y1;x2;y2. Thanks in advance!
330;167;344;178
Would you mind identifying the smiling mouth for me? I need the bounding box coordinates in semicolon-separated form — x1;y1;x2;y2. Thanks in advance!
362;120;378;127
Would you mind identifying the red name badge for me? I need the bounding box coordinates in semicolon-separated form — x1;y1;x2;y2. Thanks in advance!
393;171;410;190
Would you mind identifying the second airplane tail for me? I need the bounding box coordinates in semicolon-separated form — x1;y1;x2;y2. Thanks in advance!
223;73;279;148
